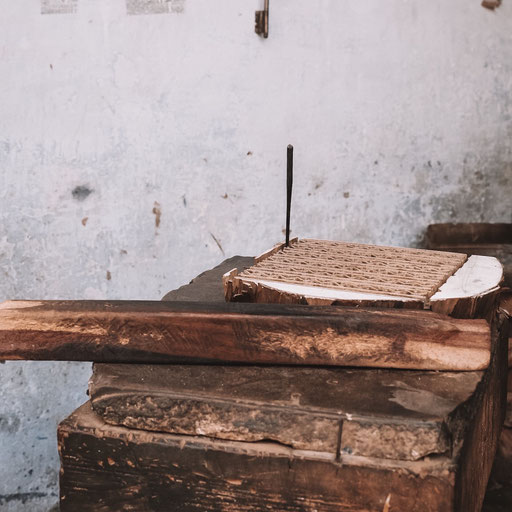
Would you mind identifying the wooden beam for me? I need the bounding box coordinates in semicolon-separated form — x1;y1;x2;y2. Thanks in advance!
0;300;491;370
426;223;512;248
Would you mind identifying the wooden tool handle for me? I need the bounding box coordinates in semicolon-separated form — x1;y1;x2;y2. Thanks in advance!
0;300;490;370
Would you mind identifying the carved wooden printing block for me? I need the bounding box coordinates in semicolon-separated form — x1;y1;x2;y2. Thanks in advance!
224;238;502;315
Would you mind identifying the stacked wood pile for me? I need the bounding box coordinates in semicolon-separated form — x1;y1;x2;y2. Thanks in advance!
0;239;507;511
57;253;506;512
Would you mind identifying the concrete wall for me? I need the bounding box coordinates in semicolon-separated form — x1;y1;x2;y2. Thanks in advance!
0;0;511;509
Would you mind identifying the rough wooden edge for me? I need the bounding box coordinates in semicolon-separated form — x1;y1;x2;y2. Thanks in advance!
243;278;423;303
454;310;509;511
58;402;459;512
224;272;425;308
429;255;503;318
430;255;503;301
89;363;475;460
0;299;492;370
255;237;299;264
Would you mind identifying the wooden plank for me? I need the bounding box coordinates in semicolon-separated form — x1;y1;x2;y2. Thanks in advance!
426;223;512;248
90;363;481;458
0;299;491;370
454;310;508;511
58;402;458;512
425;222;512;288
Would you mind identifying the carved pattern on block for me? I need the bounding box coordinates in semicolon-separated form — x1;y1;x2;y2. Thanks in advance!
238;239;467;301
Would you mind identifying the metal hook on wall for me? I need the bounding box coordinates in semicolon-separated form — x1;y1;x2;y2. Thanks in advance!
255;0;269;38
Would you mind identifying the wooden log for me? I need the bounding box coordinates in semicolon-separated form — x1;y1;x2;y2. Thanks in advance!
455;311;508;511
429;255;502;318
0;299;491;370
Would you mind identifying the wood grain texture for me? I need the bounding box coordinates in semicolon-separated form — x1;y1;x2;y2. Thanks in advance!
500;292;512;369
59;402;459;512
90;363;481;459
0;299;491;370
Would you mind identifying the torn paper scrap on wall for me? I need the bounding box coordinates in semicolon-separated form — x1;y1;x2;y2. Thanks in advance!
41;0;77;15
126;0;185;15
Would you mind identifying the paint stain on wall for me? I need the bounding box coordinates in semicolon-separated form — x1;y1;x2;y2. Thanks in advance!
41;0;77;15
482;0;501;10
152;201;161;228
72;185;93;201
126;0;185;15
81;217;88;226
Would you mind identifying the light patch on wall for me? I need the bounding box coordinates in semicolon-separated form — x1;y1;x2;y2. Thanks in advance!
41;0;77;15
126;0;185;15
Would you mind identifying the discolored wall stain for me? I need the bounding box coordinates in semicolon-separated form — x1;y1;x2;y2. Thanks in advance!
0;492;49;506
41;0;186;16
126;0;185;15
71;185;93;201
0;415;21;434
152;201;161;228
41;0;77;15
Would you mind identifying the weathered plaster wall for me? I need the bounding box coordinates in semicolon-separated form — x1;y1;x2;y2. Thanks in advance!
0;0;511;509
